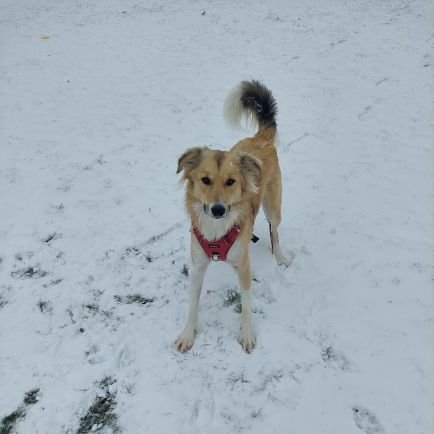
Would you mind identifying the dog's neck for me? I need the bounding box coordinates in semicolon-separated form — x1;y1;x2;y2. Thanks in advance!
191;202;241;241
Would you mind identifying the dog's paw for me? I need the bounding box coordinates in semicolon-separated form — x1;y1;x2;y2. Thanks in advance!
275;249;293;268
175;328;195;352
238;328;256;353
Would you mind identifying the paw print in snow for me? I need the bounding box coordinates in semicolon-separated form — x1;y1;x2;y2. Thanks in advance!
352;406;385;433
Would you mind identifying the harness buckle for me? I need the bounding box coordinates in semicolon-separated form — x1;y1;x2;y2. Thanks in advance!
211;252;220;261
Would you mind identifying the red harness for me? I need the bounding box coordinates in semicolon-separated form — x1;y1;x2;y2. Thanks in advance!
193;225;240;261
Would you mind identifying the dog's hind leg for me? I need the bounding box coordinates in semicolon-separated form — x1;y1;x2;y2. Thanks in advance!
263;173;290;267
175;242;210;352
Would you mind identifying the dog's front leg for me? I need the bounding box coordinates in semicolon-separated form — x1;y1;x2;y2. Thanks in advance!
175;244;209;352
234;256;256;353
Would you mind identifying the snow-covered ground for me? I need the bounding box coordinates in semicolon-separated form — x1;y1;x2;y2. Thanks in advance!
1;1;433;433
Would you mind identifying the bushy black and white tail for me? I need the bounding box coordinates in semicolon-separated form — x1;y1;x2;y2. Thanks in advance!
224;80;277;132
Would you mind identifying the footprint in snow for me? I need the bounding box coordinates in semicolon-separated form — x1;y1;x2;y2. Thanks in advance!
189;382;215;429
352;406;385;433
321;345;354;371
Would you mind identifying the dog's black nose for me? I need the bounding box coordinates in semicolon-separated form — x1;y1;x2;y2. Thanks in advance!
211;204;226;218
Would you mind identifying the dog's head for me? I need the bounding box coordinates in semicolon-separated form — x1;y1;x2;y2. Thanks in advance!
177;147;261;220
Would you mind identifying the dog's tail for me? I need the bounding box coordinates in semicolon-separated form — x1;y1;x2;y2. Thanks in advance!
224;80;277;139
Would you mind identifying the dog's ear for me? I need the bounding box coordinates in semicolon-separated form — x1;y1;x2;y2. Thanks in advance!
238;153;262;194
177;147;204;176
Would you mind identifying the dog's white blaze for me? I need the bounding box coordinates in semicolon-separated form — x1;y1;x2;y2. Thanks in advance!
191;202;240;241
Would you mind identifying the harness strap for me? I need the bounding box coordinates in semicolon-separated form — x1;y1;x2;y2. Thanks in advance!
193;225;240;261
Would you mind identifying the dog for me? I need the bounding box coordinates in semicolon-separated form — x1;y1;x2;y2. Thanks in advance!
175;80;288;353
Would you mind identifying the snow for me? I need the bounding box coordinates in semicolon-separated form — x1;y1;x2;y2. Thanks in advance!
0;0;433;433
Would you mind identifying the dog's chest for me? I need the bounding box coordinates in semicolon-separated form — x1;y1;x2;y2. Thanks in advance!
226;238;242;266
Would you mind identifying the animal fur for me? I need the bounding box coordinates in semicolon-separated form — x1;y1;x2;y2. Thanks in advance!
175;80;288;353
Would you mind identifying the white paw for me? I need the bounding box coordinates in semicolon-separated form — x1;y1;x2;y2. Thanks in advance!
274;249;293;267
175;328;195;352
238;327;256;353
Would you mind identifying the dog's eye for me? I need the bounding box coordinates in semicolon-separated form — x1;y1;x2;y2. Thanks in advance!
225;178;235;186
201;177;211;185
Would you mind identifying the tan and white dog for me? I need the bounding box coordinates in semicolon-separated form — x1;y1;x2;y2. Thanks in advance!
175;80;288;353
